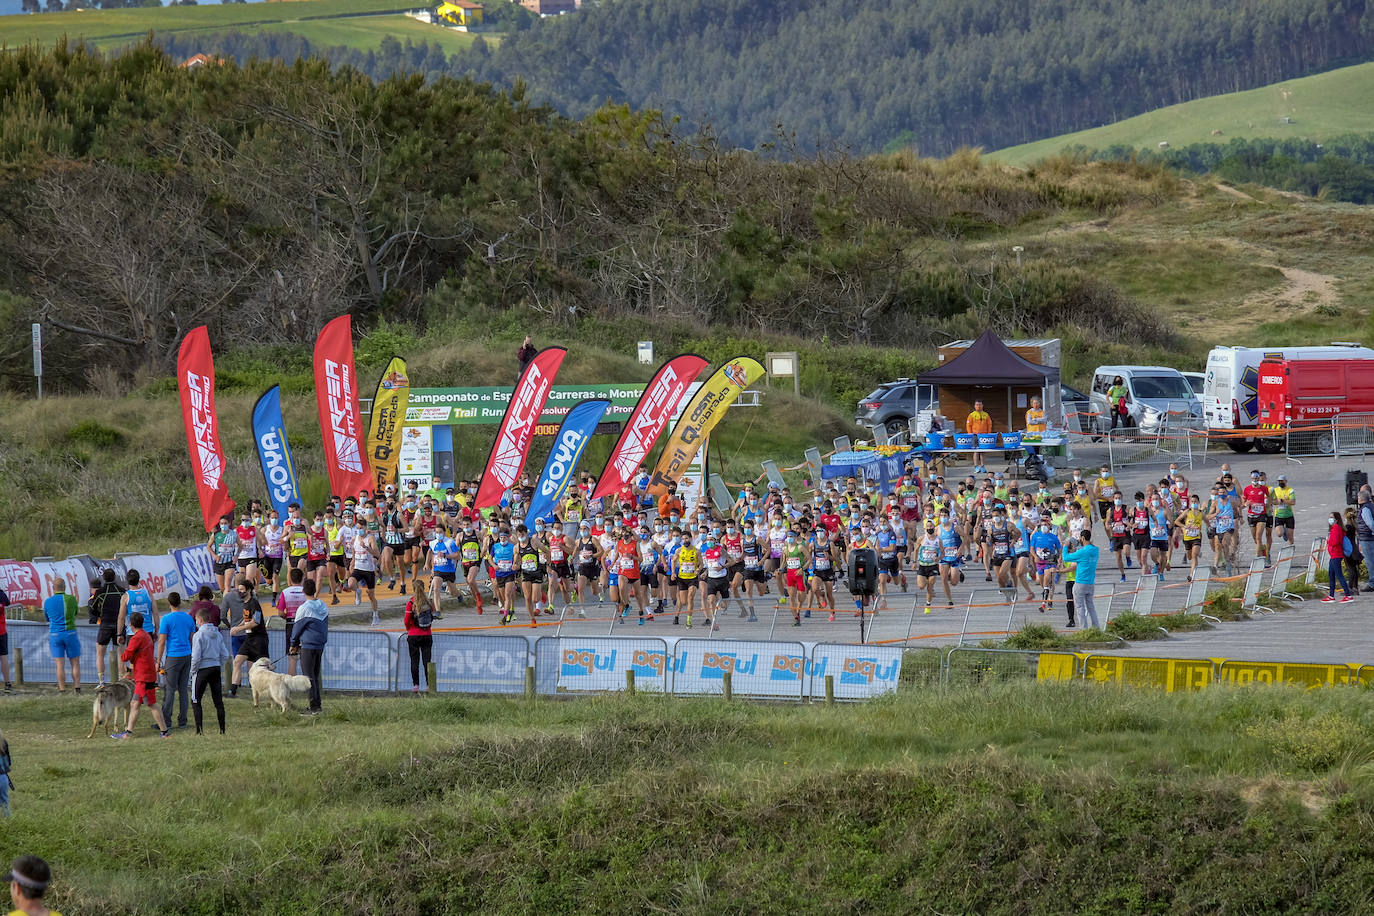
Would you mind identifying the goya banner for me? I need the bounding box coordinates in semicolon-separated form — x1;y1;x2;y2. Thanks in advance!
366;356;409;492
592;353;707;503
252;385;301;520
474;347;567;509
526;398;610;522
177;326;236;531
313;314;373;498
647;356;764;499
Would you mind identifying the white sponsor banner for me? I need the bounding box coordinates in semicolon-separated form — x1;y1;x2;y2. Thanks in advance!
124;554;182;600
550;637;673;693
31;559;89;605
399;425;432;477
807;643;903;699
671;638;807;697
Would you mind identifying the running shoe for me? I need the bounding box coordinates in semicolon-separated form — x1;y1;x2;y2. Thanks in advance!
923;606;931;615
686;614;693;629
828;612;835;621
400;583;407;595
1341;595;1357;603
111;731;130;740
673;615;680;625
1322;595;1338;603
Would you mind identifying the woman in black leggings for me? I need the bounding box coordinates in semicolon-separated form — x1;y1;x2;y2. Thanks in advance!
188;606;228;734
405;579;435;692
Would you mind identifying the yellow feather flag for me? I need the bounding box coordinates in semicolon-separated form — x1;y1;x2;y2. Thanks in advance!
366;356;410;493
646;356;764;499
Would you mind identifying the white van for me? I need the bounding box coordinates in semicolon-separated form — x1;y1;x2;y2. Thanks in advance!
1203;344;1374;452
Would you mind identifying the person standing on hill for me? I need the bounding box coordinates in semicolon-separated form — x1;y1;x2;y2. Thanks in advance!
90;569;124;686
290;580;329;717
189;604;228;736
965;400;992;474
41;581;80;694
1107;376;1131;430
156;592;196;730
516;336;537;379
117;611;169;740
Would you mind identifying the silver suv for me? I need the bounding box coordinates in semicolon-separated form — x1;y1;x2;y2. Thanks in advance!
1088;366;1203;434
855;380;937;437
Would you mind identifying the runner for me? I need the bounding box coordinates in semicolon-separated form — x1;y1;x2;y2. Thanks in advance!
1271;473;1296;547
988;509;1015;590
487;527;519;625
737;521;766;622
1029;515;1061;614
1148;493;1172;579
457;521;486;615
207;515;238;595
779;530;808;627
1105;495;1129;582
275;567;307;675
1247;469;1275;563
635;526;662;623
349;525;381;626
1092;465;1118;543
809;526;839;621
1207;483;1238;575
573;523;602;618
1178;495;1206;582
117;569;158;643
515;526;548;627
700;532;730;630
613;525;643;624
305;514;330;596
913;521;944;613
672;534;700;628
1129;492;1151;575
874;521;900;610
937;512;964;609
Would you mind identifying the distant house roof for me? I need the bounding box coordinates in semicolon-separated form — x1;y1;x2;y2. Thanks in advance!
180;54;226;69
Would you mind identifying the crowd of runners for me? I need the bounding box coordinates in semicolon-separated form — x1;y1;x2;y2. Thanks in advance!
186;454;1302;633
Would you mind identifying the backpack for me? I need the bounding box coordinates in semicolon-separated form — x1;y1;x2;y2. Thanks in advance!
410;595;433;629
1343;534;1354;558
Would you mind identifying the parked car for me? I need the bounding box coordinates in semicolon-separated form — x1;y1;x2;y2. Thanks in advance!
1087;366;1203;434
855;379;937;437
1181;371;1205;397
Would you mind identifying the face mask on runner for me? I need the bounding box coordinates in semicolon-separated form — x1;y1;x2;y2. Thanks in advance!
1114;499;1122;507
220;523;230;532
1191;501;1200;509
670;514;680;523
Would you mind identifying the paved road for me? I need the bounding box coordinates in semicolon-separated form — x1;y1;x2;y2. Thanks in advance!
326;448;1372;664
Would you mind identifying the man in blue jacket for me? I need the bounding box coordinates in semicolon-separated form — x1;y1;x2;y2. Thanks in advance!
1063;530;1101;629
289;579;329;717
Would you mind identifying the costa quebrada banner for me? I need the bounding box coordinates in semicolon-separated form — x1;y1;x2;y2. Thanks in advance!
646;356;764;499
366;356;410;493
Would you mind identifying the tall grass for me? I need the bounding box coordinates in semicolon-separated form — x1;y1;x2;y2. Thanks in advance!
5;684;1374;913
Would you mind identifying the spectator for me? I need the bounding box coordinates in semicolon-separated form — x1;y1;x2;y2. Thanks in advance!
1024;396;1046;433
1343;508;1362;595
7;855;61;916
1107;375;1131;430
117;611;169;739
90;568;124;687
226;578;267;699
404;579;435;693
516;336;537;377
0;725;10;817
1357;487;1374;592
191;585;222;629
1063;529;1101;629
290;579;329;717
41;581;80;694
156;592;196;730
1323;513;1356;603
965;399;993;475
189;604;228;736
0;585;11;694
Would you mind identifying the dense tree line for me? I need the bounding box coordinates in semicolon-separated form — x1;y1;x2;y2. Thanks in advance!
1065;134;1374;203
138;0;1374;156
0;44;1173;392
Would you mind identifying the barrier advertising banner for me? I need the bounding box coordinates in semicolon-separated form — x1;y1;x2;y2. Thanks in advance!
0;561;42;608
313;314;373;498
647;356;764;498
525;398;611;522
366;356;409;492
252;385;301;520
592;354;708;502
806;644;903;699
173;546;218;596
671;639;808;698
400;634;530;694
177;326;236;531
474;347;567;509
536;637;673;694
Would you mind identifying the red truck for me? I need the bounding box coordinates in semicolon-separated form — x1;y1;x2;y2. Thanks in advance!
1257;357;1374;430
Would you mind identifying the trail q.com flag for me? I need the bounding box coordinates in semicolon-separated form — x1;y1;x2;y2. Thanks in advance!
648;356;764;498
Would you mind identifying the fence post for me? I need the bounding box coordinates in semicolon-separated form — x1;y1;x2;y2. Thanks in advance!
824;674;834;705
13;647;21;685
625;669;636;695
425;661;437;694
108;650;120;685
723;670;733;701
525;665;535;698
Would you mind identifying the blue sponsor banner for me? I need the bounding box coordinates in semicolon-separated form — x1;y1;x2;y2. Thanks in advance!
534;636;673;694
396;635;530;694
173;545;217;596
253;385;301;520
525;399;610;522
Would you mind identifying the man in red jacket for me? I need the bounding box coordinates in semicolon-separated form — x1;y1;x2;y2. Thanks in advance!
116;612;170;739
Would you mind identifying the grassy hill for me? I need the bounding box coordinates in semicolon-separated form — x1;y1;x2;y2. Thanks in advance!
0;0;482;54
5;682;1374;912
992;61;1374;167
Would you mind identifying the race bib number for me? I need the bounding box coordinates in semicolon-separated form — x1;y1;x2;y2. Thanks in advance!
1247;502;1265;517
461;546;479;562
815;555;831;570
497;558;514;572
993;546;1009;560
744;556;760;570
918;544;939;565
1185;525;1200;539
550;546;565;562
786;557;803;570
903;496;918;509
619;556;636;571
679;561;696;576
521;558;538;572
1101;486;1115;498
1111;522;1126;535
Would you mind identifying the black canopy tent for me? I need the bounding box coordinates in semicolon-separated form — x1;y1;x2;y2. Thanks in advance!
917;330;1060;431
